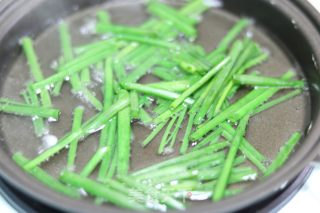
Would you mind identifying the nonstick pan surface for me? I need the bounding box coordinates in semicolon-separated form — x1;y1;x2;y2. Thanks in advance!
0;0;319;212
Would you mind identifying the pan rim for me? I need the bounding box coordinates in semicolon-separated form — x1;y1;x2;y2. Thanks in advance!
0;0;319;212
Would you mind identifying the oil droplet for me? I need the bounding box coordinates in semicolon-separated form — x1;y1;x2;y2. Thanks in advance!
163;147;174;155
79;188;88;196
48;117;57;122
38;134;58;154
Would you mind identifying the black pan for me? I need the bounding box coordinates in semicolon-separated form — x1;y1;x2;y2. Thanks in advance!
0;0;319;212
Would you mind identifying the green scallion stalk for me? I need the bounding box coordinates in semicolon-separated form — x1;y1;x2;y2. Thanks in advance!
98;116;117;181
80;147;109;177
31;45;117;91
23;94;130;170
139;108;153;125
194;127;223;150
213;114;250;201
96;23;155;37
0;103;60;119
130;47;157;67
122;82;194;105
13;153;80;198
96;10;111;25
149;1;196;26
80;68;91;86
106;146;118;178
221;122;267;172
59;171;147;211
118;176;186;210
234;74;305;88
117;90;131;176
218;19;251;51
52;57;65;96
122;55;160;83
132;142;228;177
130;91;140;119
194;41;245;124
158;112;180;155
113;60;127;81
170;57;230;109
264;132;301;176
21;37;52;108
191;71;294;140
253;89;302;115
148;2;197;38
152;67;180;81
117;34;178;49
142;121;168;147
98;58;114;149
67;106;84;169
147;80;191;93
168;106;188;149
180;113;195;154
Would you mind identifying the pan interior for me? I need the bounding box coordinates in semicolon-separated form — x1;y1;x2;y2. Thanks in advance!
0;0;312;210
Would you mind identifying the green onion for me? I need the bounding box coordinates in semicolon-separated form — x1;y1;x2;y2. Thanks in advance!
26;86;47;136
158;112;180;154
234;74;305;88
73;39;120;55
221;122;267;172
122;82;194;105
132;142;228;177
130;91;140;119
80;68;91;86
149;1;196;26
151;67;180;81
191;71;293;140
122;55;160;83
142;121;168;147
21;37;52;108
117;34;178;49
96;10;111;25
194;127;223;150
0;103;60;119
23;94;130;170
67;106;84;169
59;22;82;93
106;146;118;178
13;153;80;198
148;2;197;38
139;108;153;125
103;58;114;109
80;147;109;177
264;132;301;176
168;106;188;149
194;41;245;124
113;60;127;81
147;80;191;92
31;44;117;91
213;114;250;201
60;171;147;211
218;19;250;53
118;176;186;210
52;57;65;96
117;90;131;176
170;57;230;109
98;117;117;181
180;113;195;154
253;89;302;115
96;23;154;37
